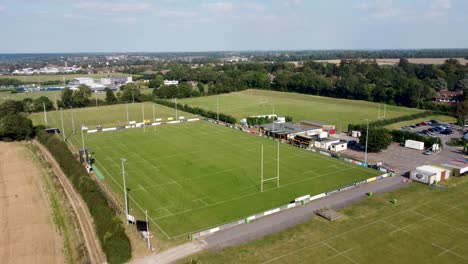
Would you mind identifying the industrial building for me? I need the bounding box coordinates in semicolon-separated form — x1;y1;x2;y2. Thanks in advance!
68;76;132;91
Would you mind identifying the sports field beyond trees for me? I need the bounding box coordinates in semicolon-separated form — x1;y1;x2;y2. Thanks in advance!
179;90;423;130
180;176;468;264
0;72;132;83
29;102;189;137
83;121;380;238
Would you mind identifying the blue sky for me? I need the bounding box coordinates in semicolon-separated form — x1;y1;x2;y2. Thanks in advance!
0;0;466;53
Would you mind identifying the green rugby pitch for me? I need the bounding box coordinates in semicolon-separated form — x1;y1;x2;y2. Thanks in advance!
82;121;381;238
179;89;422;130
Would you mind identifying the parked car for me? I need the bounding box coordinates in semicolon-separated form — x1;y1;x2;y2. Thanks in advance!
409;125;417;129
421;129;429;134
440;129;453;135
423;150;433;155
420;121;429;126
430;120;439;124
415;123;421;127
401;126;409;130
347;140;357;146
434;127;443;132
428;128;435;132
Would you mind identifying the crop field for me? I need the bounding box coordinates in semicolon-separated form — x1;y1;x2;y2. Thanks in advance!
181;176;468;264
0;88;154;103
178;90;422;131
0;72;133;83
29;102;186;138
82;121;381;238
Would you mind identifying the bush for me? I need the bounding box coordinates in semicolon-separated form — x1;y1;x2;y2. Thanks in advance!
36;131;131;264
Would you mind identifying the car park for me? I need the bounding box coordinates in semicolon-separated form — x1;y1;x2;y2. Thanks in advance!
440;129;453;135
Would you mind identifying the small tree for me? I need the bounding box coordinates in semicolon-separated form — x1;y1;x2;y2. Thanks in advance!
104;87;117;104
359;127;392;152
33;96;55;112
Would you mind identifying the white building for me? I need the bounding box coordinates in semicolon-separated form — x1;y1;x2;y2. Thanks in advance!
68;76;132;92
164;80;179;86
410;165;451;185
314;138;341;150
330;142;348;152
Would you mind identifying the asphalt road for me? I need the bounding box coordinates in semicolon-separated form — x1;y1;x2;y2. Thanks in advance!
203;174;407;249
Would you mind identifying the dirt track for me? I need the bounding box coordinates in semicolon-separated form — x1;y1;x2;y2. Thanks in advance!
34;140;107;264
0;142;63;264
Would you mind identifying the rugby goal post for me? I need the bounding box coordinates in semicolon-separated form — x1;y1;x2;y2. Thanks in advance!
260;141;280;192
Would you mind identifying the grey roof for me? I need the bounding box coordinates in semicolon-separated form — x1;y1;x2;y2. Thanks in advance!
259;122;316;135
315;137;340;143
301;120;334;126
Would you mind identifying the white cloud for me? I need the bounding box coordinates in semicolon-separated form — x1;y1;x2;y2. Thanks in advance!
202;2;234;12
425;0;451;17
0;5;5;12
74;1;151;13
283;0;303;7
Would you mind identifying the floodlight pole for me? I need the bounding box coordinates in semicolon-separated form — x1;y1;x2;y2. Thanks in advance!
378;104;381;119
132;90;135;103
175;97;178;120
95;91;98;107
152;104;156;131
71;108;75;134
142;104;145;132
145;209;151;249
384;103;387;118
54;94;58;111
121;158;129;224
261;144;264;192
365;119;369;164
216;95;219;121
126;103;129;123
43;102;48;125
60;108;65;141
81;124;85;151
277;140;280;188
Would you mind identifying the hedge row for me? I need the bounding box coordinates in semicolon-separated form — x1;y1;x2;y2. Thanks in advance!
154;99;237;124
37;131;131;264
348;111;440;131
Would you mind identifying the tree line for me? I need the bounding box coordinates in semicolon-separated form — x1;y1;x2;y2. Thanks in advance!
143;59;467;112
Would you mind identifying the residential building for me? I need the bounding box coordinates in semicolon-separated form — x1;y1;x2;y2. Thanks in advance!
434;90;464;105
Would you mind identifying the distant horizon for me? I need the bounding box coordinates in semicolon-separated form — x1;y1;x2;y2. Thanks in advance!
1;48;468;56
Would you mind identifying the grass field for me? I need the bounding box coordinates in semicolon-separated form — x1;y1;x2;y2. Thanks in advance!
0;72;133;83
0;88;154;103
178;90;423;131
180;176;468;264
29;101;185;139
81;121;381;238
384;115;457;130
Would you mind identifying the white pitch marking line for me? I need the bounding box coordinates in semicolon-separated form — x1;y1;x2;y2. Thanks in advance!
322;242;358;264
410;210;468;234
432;243;467;260
139;184;148;193
380;220;411;235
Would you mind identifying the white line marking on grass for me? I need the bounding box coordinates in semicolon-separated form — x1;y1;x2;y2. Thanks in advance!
154;167;355;221
139;184;148;193
322;243;357;264
380;220;411;235
410;210;468;234
199;199;209;206
260;180;468;264
432;243;467;260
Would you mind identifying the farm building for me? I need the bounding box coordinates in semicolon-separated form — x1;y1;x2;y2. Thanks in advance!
410;165;452;184
314;138;341;150
258;122;322;140
300;120;336;132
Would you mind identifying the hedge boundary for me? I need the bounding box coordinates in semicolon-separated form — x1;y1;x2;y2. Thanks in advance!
154;99;237;124
36;131;131;264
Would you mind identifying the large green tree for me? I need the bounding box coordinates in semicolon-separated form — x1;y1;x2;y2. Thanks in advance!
359;127;392;152
0;113;33;141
